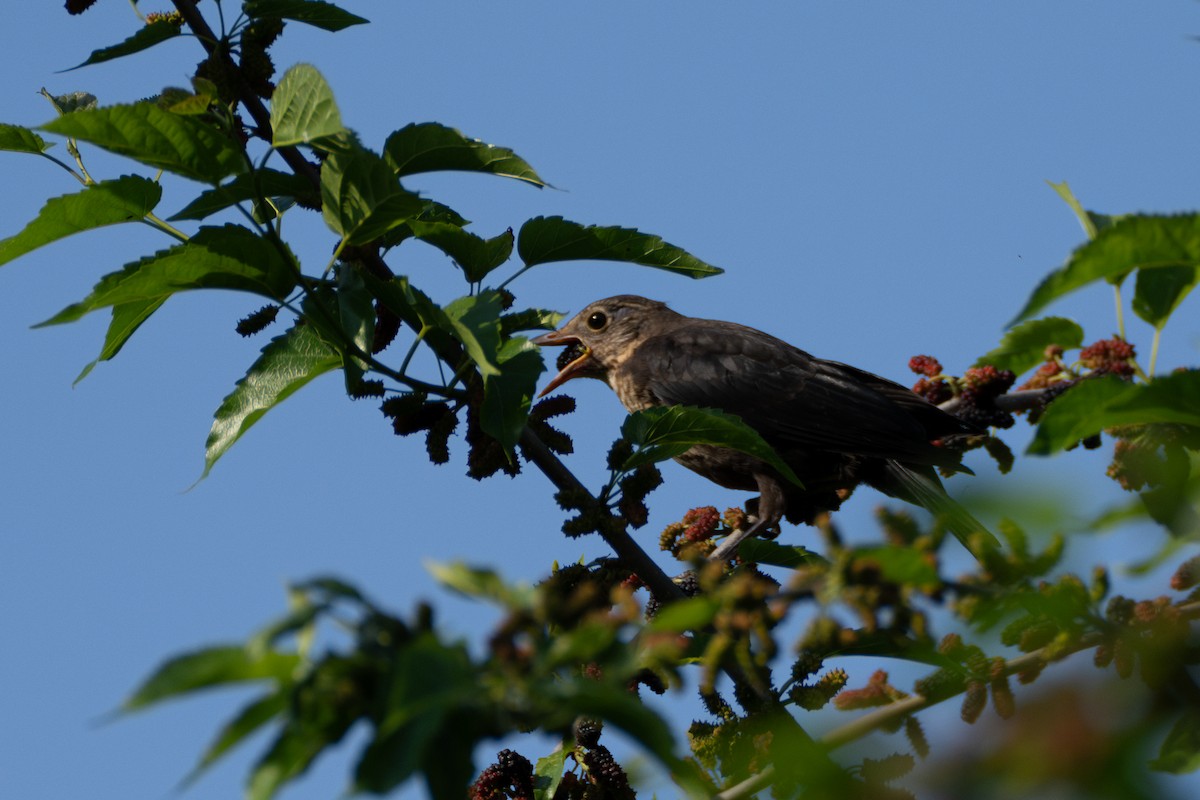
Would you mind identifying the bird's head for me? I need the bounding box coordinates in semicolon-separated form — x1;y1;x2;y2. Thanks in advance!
531;295;677;396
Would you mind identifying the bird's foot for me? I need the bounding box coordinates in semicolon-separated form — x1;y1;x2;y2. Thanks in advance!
708;515;768;562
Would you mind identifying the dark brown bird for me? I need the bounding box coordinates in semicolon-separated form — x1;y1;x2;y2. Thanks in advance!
532;295;998;560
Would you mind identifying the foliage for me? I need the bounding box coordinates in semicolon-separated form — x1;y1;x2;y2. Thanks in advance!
2;4;1199;800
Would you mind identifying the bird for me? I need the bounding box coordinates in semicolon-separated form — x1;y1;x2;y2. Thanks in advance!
531;295;999;561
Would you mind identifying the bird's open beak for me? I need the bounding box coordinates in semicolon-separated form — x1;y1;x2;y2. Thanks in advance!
531;330;592;397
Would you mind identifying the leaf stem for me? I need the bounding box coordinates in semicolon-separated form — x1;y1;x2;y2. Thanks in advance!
1149;326;1162;378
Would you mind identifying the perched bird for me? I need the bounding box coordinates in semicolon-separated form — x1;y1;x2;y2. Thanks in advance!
531;295;998;560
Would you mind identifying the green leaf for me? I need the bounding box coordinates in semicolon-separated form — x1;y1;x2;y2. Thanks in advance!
973;316;1084;375
123;646;299;712
245;0;369;31
620;406;801;486
248;715;339;800
185;691;290;786
1132;264;1199;330
383;122;547;187
517;216;723;279
500;308;564;335
443;291;503;377
1028;372;1200;455
481;337;545;449
533;743;569;800
336;263;374;388
40;104;244;184
41;90;97;115
321;144;425;244
1011;214;1200;325
67;19;181;71
737;538;829;569
852;546;940;590
647;595;721;632
0;175;161;268
37;225;296;326
0;123;51;154
409;221;514;283
1046;180;1122;240
426;562;535;609
203;321;341;477
74;298;167;384
170;168;313;221
270;64;345;148
1151;709;1200;774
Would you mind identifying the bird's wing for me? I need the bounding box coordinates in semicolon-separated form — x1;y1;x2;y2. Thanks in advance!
626;321;948;463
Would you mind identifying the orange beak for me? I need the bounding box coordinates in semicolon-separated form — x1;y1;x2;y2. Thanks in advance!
531;330;593;397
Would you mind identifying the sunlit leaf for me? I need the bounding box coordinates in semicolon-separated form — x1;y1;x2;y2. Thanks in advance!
270;64;345;148
40;103;244;183
973;316;1083;375
66;19;182;70
321;143;425;243
533;743;569;800
0;122;51;154
1011;213;1200;325
203;321;341;477
443;291;503;377
245;0;369;32
481;337;545;449
123;646;299;712
37;225;296;326
621;406;801;486
500;308;564;335
1046;180;1122;240
409;221;514;283
425;561;534;609
0;175;161;267
74;298;167;384
1028;372;1200;455
384;122;546;187
517;216;723;279
737;539;828;569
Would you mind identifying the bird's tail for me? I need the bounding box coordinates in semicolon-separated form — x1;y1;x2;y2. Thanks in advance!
879;461;1001;563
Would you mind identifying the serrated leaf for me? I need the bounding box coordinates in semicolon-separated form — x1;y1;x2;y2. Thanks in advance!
973;317;1084;375
41;89;97;115
737;538;828;569
1028;372;1200;455
517;216;723;279
184;691;289;787
481;337;545;449
1151;709;1200;774
620;406;801;486
383;122;547;187
379;200;470;249
0;175;161;268
245;0;369;31
123;646;299;712
444;291;503;377
1132;264;1199;330
170;168;313;221
500;307;564;336
40;103;244;184
37;225;296;326
74;298;167;384
409;221;514;283
1011;214;1200;325
66;19;181;71
0;123;51;154
533;743;569;800
321;144;425;243
203;321;341;477
270;64;345;148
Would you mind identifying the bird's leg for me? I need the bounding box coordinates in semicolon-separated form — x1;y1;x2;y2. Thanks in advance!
709;474;783;561
708;515;768;561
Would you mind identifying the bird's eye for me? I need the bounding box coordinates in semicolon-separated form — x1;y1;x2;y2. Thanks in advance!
586;311;608;331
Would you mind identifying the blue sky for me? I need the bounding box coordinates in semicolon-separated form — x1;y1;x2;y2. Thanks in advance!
3;3;1200;799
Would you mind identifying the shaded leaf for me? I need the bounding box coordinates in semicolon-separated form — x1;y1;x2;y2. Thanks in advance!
481;337;545;449
384;122;546;187
621;406;801;486
852;546;940;590
336;263;374;388
0;174;161;267
1150;709;1200;774
409;221;514;283
245;0;369;32
443;291;503;377
647;595;721;632
0;123;51;154
321;144;425;243
737;538;829;569
170;168;313;220
500;307;564;335
74;298;167;384
270;64;345;148
379;199;470;249
1028;372;1200;455
185;691;290;786
1132;265;1199;330
517;216;723;279
124;646;299;712
203;321;341;477
41;89;97;115
40;104;244;183
973;316;1083;375
37;225;296;326
533;743;569;800
1012;214;1200;325
67;19;182;71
